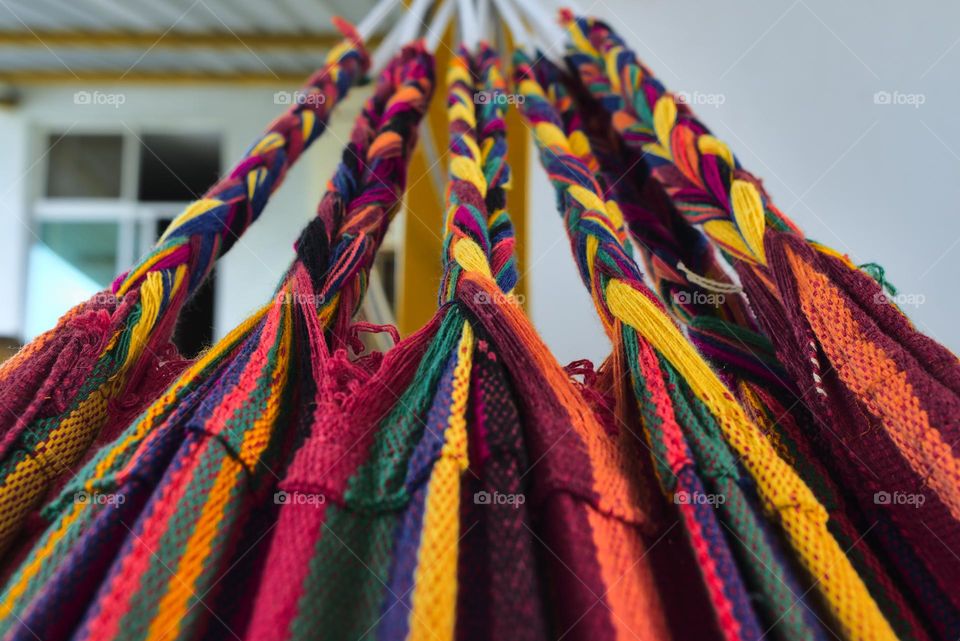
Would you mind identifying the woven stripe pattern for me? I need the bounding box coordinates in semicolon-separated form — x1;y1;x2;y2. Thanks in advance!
0;20;370;562
0;42;431;641
563;13;960;639
512;48;897;641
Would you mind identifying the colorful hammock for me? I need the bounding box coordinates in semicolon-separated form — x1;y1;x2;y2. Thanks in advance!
0;8;955;641
0;20;370;562
562;13;960;640
511;48;900;641
529;53;841;641
551;35;935;641
0;41;430;641
237;42;697;641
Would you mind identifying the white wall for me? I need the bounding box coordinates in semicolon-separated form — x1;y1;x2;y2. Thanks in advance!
526;0;960;364
0;111;30;338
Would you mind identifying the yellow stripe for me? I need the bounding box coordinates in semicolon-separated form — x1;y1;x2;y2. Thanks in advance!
406;323;473;641
159;198;224;243
730;179;767;264
604;278;896;641
0;385;110;554
146;304;291;640
145;456;244;641
0;500;86;619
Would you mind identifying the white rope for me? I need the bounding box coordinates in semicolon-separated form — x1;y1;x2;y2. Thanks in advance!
457;0;480;51
356;0;398;41
677;262;745;294
370;0;434;75
507;0;566;60
490;0;530;50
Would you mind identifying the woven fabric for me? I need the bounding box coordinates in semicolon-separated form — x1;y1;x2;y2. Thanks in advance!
555;22;935;641
0;21;370;562
0;43;433;641
538;54;835;641
512;49;897;641
455;335;546;641
563;13;959;639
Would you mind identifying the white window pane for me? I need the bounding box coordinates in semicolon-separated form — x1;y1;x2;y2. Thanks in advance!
25;222;119;339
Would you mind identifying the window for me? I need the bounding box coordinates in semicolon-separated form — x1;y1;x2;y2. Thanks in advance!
45;133;123;198
26;130;222;357
139;133;221;202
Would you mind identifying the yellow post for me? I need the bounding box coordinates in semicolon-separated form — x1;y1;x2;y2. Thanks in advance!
397;26;451;335
397;26;530;335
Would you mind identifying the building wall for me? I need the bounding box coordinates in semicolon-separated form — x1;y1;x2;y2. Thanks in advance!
0;83;367;342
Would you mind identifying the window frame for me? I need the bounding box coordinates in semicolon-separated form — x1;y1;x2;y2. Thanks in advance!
26;124;225;337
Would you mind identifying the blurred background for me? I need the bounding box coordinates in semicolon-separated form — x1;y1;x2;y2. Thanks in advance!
0;0;956;366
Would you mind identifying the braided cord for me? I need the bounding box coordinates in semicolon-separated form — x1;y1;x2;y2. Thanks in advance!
542;56;793;394
440;44;519;304
384;45;520;640
562;14;801;271
0;24;371;560
117;20;369;298
0;46;435;640
295;42;435;340
513;49;896;641
564;16;960;638
532;54;832;641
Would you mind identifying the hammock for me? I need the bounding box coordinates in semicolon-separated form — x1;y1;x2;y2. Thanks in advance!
236;43;695;641
0;20;370;562
547;37;934;641
562;13;960;641
511;49;898;641
0;5;954;641
0;40;430;641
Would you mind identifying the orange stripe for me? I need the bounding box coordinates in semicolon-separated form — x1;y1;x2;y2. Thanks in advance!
786;246;960;520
